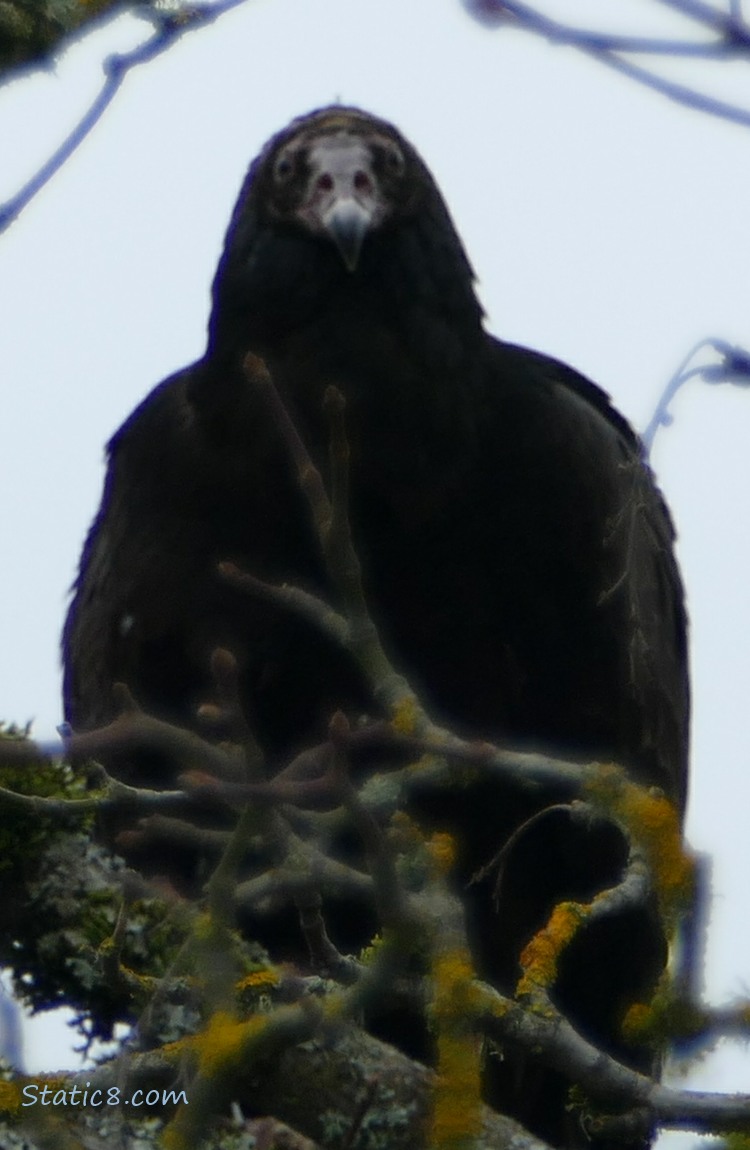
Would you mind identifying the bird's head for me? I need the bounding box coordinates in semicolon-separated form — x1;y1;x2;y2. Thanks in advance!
207;106;482;361
257;107;421;272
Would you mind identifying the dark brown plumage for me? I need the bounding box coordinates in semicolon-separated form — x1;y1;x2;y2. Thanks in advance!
63;106;689;1147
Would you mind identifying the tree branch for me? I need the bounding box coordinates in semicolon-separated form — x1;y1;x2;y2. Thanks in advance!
464;0;750;129
643;337;750;451
478;981;750;1132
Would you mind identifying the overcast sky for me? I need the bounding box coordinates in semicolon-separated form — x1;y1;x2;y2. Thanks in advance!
1;0;750;1106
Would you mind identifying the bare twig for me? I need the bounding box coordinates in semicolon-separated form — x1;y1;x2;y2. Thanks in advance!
464;0;750;129
121;812;232;854
183;768;337;808
295;886;362;983
588;45;750;129
241;354;419;721
469;801;591;895
642;337;750;451
196;646;265;778
329;712;408;933
243;354;333;535
467;0;742;54
0;765;187;818
70;697;247;781
218;562;349;649
233;841;374;914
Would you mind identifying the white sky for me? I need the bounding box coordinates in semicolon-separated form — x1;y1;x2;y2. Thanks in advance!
1;0;750;1110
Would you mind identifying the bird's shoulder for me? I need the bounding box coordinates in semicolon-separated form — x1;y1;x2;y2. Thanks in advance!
480;337;641;455
107;365;198;474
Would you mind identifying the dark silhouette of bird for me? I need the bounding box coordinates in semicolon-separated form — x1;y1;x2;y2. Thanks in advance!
63;106;689;1148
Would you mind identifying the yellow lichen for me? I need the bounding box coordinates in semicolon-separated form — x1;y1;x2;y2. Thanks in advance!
195;1011;265;1078
391;694;419;735
430;949;483;1149
191;911;216;942
388;809;425;847
432;950;479;1020
431;1032;483;1149
722;1134;750;1150
0;1076;69;1117
359;932;383;964
620;790;692;911
400;751;444;783
117;963;158;992
584;766;694;921
0;1079;20;1116
160;1124;184;1150
428;832;457;877
621;1001;653;1043
236;967;279;992
622;987;709;1047
517;901;588;999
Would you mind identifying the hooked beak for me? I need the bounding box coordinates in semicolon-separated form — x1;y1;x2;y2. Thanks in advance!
322;197;375;272
295;134;385;272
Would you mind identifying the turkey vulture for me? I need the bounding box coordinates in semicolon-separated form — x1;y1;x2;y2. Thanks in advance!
63;106;689;1147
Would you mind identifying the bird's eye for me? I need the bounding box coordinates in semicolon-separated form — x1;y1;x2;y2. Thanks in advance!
274;154;294;184
384;146;405;177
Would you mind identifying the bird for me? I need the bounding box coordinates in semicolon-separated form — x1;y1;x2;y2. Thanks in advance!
63;106;689;1148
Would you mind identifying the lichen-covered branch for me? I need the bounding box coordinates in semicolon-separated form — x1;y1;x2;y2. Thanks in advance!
477;981;750;1134
0;356;740;1149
